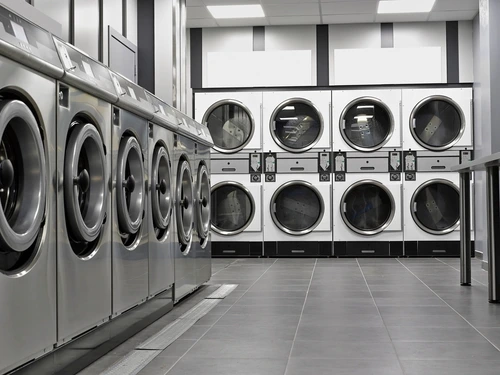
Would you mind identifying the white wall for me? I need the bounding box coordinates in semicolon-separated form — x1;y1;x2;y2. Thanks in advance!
102;0;123;66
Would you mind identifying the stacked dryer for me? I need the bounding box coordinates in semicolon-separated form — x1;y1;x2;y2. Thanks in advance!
402;88;473;256
332;90;404;256
196;93;264;257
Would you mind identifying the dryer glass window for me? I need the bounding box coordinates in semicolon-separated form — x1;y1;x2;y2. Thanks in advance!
272;100;322;152
176;159;194;247
204;101;253;153
342;182;394;235
271;182;323;235
211;183;254;235
412;181;459;234
151;144;172;241
411;98;463;150
341;99;393;151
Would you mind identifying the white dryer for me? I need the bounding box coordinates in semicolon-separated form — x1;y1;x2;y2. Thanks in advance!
195;92;262;153
333;89;402;152
54;38;116;345
108;71;153;315
402;88;473;152
210;154;263;257
0;7;62;373
333;153;403;257
263;91;331;153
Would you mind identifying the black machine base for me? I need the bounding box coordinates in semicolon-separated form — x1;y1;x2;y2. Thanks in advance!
334;241;404;257
404;240;465;257
212;241;263;257
264;241;332;257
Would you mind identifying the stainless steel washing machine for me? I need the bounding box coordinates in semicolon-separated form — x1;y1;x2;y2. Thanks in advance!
145;92;178;298
108;71;153;315
53;38;116;344
0;7;62;373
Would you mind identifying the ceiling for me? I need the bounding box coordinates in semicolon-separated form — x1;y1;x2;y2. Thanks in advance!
186;0;479;28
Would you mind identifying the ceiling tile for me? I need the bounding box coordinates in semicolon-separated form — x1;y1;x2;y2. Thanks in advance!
433;0;479;11
187;18;219;28
186;0;204;6
216;18;269;27
268;15;321;25
428;10;479;21
187;6;212;19
322;13;375;24
262;3;321;17
321;1;378;15
375;13;430;23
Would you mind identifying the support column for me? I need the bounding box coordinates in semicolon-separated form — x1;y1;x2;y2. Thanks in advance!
460;171;472;286
486;166;500;302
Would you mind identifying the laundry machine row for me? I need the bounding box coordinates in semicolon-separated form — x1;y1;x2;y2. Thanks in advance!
0;7;213;374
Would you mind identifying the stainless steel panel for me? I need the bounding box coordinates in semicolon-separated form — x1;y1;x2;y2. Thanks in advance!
0;58;56;374
33;0;69;41
195;146;211;287
211;158;249;174
276;158;317;173
347;157;388;173
417;156;460;172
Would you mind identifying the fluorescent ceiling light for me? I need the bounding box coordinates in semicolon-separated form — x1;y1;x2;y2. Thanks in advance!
378;0;436;14
207;4;265;19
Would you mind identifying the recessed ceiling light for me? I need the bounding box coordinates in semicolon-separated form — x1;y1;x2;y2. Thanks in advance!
207;4;265;19
378;0;436;14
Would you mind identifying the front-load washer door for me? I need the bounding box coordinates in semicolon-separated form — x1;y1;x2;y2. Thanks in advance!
203;100;255;154
151;143;172;241
64;123;107;258
0;100;46;274
196;164;210;240
340;97;394;152
211;181;256;236
271;98;323;153
116;135;145;246
410;96;465;151
411;179;459;235
341;180;395;236
271;181;324;235
176;159;194;249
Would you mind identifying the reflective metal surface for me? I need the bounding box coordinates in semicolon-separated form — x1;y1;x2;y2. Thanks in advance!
196;163;210;240
176;159;194;247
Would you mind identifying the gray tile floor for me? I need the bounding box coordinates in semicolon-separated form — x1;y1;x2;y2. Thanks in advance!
78;257;500;375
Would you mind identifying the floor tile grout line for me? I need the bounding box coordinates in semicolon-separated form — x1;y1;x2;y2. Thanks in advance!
356;259;408;375
396;258;500;353
210;259;240;276
161;259;279;375
283;258;318;375
434;258;488;287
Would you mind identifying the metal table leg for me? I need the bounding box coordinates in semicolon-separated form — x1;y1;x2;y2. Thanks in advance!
460;171;472;286
486;166;500;302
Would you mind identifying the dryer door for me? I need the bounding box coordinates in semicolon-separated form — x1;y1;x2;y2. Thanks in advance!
203;100;254;153
116;135;145;244
410;96;465;151
0;100;46;274
341;180;395;235
271;181;324;235
211;181;255;236
411;179;459;235
64;123;107;257
176;159;194;247
340;97;394;152
151;143;172;240
271;98;323;153
196;164;210;240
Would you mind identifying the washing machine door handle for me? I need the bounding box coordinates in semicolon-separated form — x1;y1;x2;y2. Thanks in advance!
74;168;90;193
157;178;168;194
0;159;14;189
122;174;136;193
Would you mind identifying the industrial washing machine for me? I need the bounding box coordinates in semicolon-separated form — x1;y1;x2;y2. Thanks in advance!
263;153;332;257
333;89;402;152
145;92;178;298
403;150;473;256
108;70;153;315
263;91;331;153
54;38;116;344
402;88;473;152
195;91;262;153
333;152;404;257
210;153;263;257
0;7;62;373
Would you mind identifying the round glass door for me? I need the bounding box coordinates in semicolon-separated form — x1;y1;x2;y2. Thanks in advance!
271;181;324;235
0;100;46;274
410;96;465;151
411;179;459;235
271;98;323;153
64;123;107;258
151;143;172;240
211;182;255;236
176;159;194;247
341;181;395;235
196;164;210;239
116;135;145;243
340;97;394;151
203;100;254;154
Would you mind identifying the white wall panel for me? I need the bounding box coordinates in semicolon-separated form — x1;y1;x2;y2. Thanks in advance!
127;0;138;45
393;22;447;83
459;20;474;83
74;0;99;60
155;0;174;104
103;0;122;66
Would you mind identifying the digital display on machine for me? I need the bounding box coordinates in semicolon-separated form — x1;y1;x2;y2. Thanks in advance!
10;20;28;44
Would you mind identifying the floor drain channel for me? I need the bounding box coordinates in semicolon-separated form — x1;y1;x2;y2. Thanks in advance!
99;284;238;375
